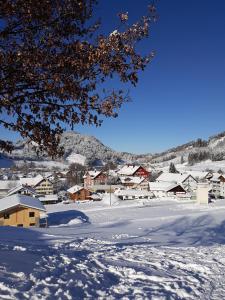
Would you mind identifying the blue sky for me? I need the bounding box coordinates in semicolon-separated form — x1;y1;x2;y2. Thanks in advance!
1;0;225;154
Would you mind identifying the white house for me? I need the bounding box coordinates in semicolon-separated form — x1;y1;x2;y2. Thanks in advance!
210;173;225;198
156;173;197;194
7;184;37;197
148;182;186;198
119;176;149;190
20;175;54;196
184;171;212;182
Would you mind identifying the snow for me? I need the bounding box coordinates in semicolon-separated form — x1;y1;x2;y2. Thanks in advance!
156;172;191;183
117;165;140;176
184;170;211;179
66;153;86;166
1;197;225;298
176;159;225;173
149;181;183;192
101;193;120;206
39;194;58;203
67;185;83;194
0;180;19;190
15;159;69;170
85;170;102;179
119;176;145;184
19;174;44;187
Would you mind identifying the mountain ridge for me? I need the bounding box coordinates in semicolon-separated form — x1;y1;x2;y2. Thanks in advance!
2;130;225;168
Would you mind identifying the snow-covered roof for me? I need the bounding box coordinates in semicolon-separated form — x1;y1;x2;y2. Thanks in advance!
19;175;52;187
149;182;184;192
119;176;146;184
19;174;44;187
184;171;212;180
39;194;58;202
156;173;193;184
7;184;37;196
67;185;84;194
101;193;120;206
0;194;46;213
43;173;54;179
210;173;225;182
117;165;141;176
83;170;102;179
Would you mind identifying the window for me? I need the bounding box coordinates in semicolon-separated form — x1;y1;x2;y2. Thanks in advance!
3;213;10;219
17;224;23;227
29;212;35;218
29;223;35;226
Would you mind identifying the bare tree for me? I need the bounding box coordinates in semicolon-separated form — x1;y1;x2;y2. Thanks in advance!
0;1;157;157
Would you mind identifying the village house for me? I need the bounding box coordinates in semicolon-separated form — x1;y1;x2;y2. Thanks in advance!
39;194;59;205
0;194;46;227
83;170;108;189
20;175;54;196
149;182;186;198
117;165;150;179
119;176;149;190
184;171;213;182
210;173;225;198
156;173;198;195
67;185;91;201
7;184;37;197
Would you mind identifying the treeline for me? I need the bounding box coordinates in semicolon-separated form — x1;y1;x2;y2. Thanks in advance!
188;150;225;165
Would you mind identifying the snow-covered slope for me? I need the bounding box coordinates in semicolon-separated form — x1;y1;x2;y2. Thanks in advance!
2;199;225;298
150;131;225;171
3;130;225;170
9;131;141;167
66;153;86;166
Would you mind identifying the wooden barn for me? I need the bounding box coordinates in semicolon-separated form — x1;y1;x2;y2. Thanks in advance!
0;194;46;227
67;185;91;201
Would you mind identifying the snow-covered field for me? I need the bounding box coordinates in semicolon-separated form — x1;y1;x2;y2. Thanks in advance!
1;198;225;299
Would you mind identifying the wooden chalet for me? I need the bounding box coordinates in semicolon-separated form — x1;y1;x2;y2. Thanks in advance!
0;194;46;227
67;185;91;201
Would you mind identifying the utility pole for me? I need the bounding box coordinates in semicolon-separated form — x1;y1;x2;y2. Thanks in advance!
108;168;112;206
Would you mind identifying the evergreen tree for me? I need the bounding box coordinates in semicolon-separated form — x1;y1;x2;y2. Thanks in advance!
180;156;184;164
169;162;178;173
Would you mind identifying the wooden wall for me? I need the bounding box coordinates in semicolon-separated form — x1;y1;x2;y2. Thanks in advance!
0;206;41;227
69;188;90;201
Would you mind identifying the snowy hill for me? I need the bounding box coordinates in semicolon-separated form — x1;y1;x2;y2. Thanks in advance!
150;131;225;172
8;131;142;167
3;130;225;170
